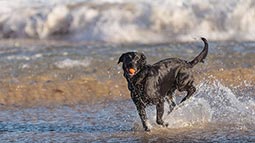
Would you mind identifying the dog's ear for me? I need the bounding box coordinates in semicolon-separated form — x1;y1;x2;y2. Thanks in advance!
140;53;146;65
118;53;126;64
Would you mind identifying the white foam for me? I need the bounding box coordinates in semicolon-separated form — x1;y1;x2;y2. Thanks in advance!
7;53;43;61
163;80;255;128
54;58;91;69
0;0;255;43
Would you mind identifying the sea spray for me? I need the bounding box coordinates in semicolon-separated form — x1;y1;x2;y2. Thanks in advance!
198;80;254;124
138;80;255;129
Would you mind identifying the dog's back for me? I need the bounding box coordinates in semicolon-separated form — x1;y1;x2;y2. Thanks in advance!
146;37;208;98
144;58;191;98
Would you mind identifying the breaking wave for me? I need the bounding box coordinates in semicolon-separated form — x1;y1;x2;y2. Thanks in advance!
1;0;255;43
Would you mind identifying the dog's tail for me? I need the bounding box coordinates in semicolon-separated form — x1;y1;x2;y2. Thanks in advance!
189;37;208;67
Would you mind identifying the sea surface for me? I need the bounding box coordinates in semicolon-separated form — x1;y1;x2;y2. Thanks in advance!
0;39;254;142
0;0;255;142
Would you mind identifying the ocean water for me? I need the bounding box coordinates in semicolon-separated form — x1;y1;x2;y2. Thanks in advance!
0;0;255;142
0;80;254;142
0;39;254;142
0;0;255;43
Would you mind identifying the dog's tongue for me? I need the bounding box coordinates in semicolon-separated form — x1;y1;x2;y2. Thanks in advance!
129;68;136;75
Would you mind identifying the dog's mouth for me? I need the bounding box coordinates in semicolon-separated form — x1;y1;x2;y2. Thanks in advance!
127;68;136;76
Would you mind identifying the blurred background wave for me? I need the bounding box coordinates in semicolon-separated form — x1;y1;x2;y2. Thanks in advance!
0;0;255;43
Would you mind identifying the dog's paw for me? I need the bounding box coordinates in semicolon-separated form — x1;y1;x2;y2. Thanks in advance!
144;126;152;132
144;120;152;132
156;120;169;128
164;123;169;127
145;127;151;132
160;122;169;128
156;122;169;129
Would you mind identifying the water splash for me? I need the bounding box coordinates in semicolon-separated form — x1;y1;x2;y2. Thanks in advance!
163;80;255;128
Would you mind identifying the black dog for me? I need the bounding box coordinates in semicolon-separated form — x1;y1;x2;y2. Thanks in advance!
118;37;208;131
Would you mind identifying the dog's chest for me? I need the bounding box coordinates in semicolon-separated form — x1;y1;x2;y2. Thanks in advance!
129;79;151;104
131;81;161;105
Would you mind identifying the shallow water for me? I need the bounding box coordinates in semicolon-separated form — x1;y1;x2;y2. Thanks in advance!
0;81;254;142
0;40;254;142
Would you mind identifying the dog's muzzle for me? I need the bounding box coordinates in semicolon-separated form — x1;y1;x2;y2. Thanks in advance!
126;68;136;76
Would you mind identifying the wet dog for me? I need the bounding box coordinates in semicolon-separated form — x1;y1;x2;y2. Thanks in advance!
118;38;208;131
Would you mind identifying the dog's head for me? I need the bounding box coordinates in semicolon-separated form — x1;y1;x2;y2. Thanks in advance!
118;52;146;77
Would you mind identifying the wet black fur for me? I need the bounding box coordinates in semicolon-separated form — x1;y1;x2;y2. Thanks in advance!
118;38;208;131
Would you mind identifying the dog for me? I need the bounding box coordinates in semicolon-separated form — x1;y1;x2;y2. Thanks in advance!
118;37;208;131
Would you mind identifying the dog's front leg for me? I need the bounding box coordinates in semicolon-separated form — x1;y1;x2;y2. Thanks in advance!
135;103;151;131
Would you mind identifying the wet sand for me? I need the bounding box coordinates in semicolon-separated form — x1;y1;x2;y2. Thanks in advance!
0;67;254;107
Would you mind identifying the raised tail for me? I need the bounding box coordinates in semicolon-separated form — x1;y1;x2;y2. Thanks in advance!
189;37;208;67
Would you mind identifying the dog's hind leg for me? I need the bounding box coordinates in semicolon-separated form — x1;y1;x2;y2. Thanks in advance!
176;70;196;104
180;84;196;103
156;99;168;127
166;89;176;114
